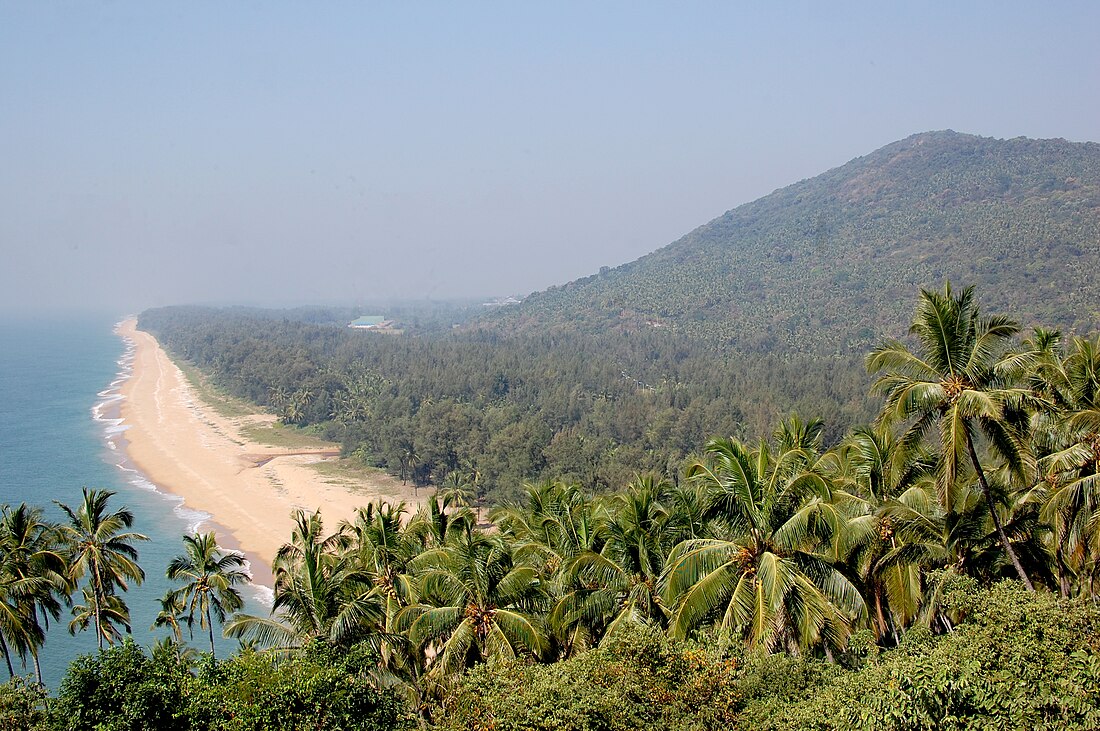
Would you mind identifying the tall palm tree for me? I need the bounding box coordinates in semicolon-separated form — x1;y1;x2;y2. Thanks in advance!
225;510;386;652
460;458;485;524
398;445;420;487
166;532;250;658
152;589;191;644
0;544;44;679
409;495;474;550
55;488;147;649
867;283;1037;590
398;531;547;677
823;426;935;642
340;502;422;639
492;480;602;575
438;471;474;512
493;480;604;654
554;476;676;647
661;425;863;654
0;504;69;683
1026;332;1100;596
68;585;130;647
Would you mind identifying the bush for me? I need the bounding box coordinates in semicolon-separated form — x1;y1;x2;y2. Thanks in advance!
0;676;49;731
736;582;1100;730
436;585;1100;731
186;641;413;731
50;639;412;731
52;639;190;731
436;625;740;731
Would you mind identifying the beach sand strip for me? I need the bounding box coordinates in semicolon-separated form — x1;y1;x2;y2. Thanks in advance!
116;319;427;586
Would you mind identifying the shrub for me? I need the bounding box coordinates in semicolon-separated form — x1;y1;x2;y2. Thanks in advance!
436;625;740;731
0;676;49;731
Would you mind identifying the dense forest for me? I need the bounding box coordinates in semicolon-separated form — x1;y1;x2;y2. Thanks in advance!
4;284;1100;729
488;132;1100;353
138;305;876;501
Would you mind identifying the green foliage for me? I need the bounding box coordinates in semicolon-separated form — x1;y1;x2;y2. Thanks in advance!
436;625;740;731
737;583;1100;730
437;585;1100;731
187;642;413;731
52;639;190;731
0;676;48;731
50;639;411;731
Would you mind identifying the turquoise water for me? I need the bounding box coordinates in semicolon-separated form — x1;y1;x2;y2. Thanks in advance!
0;316;264;689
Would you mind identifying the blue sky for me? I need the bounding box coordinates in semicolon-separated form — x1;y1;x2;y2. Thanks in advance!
1;2;1098;313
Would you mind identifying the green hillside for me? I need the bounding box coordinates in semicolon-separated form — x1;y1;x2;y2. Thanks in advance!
491;131;1100;353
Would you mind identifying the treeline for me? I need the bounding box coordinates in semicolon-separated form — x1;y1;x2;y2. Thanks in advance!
138;306;875;501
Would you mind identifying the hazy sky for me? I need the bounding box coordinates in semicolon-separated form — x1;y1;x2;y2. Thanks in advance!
2;2;1098;315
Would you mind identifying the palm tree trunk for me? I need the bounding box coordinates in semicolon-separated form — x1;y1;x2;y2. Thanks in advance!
0;633;14;679
207;606;216;659
93;574;105;650
965;431;1035;592
29;606;43;685
1055;544;1071;598
874;586;889;641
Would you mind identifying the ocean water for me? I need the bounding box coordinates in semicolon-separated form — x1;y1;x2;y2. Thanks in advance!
0;315;265;689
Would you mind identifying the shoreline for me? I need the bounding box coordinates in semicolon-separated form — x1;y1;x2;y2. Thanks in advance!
112;318;428;588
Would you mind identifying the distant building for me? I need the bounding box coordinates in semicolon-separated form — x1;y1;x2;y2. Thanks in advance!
481;296;522;307
348;315;392;329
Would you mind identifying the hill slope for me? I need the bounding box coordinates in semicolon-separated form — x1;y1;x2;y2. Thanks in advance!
492;131;1100;353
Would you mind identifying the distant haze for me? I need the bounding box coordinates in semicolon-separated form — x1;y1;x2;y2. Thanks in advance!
2;2;1098;315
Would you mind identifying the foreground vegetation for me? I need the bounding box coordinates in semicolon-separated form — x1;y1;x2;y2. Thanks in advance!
3;283;1100;728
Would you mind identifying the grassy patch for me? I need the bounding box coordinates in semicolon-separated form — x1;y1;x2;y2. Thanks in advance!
239;422;332;449
174;360;257;419
309;460;424;499
311;459;391;483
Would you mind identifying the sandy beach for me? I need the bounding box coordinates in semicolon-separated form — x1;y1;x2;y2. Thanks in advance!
116;318;427;586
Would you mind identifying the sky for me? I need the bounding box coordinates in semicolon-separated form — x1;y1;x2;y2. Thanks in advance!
1;2;1098;315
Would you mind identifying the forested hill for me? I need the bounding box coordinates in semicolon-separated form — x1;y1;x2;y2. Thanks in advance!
488;131;1100;353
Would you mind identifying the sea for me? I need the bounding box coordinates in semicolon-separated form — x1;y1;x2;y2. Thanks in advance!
0;314;267;690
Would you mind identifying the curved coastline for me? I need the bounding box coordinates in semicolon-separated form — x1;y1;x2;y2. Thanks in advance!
111;318;426;594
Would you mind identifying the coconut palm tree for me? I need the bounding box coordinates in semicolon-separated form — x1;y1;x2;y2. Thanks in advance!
662;424;863;654
225;510;387;652
823;426;936;642
460;458;485;524
398;531;548;677
867;283;1037;590
1026;332;1100;596
68;585;130;647
410;495;475;550
165;532;250;658
0;547;44;679
340;502;422;636
492;480;602;572
554;476;676;647
55;488;147;649
152;589;191;644
0;504;69;683
398;445;420;487
438;471;474;511
492;481;604;654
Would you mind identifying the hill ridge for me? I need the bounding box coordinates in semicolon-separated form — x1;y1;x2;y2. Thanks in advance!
490;130;1100;353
